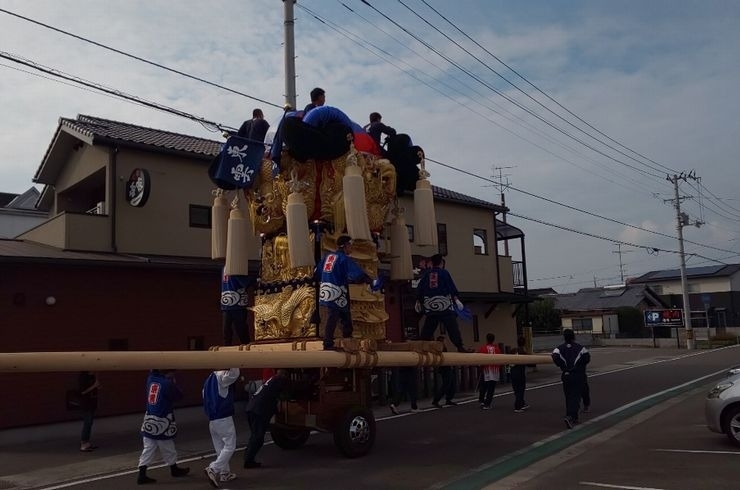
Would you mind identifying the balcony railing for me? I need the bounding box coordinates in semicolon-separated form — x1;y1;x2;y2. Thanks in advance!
513;261;525;288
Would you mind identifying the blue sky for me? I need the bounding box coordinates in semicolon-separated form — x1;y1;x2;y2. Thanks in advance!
1;0;739;292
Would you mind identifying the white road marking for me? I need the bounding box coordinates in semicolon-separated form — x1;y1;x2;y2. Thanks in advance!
580;482;665;490
38;346;739;488
653;448;740;455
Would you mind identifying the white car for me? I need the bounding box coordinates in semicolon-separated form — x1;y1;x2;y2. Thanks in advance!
706;367;740;446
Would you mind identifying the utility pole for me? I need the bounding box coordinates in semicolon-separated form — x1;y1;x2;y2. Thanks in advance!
492;165;515;256
666;171;702;350
283;0;297;109
612;243;633;283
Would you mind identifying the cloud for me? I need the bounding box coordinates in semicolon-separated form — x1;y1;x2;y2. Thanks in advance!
1;0;739;291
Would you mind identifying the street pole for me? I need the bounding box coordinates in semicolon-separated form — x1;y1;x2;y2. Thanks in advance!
669;173;694;350
283;0;297;109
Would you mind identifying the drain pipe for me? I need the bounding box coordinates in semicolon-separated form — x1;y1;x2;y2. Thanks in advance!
110;146;119;253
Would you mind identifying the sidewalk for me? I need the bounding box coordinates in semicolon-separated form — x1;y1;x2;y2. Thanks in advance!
0;367;562;490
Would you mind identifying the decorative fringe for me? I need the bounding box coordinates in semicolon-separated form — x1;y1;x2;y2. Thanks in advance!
414;177;438;247
225;204;250;276
333;193;346;236
211;190;229;260
286;192;314;268
390;213;413;280
342;157;372;240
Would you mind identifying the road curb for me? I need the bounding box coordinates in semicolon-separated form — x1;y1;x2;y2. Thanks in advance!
434;367;728;490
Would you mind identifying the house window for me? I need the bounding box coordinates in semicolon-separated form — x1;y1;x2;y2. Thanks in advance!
438;223;448;256
571;318;593;331
188;336;205;351
473;229;487;255
108;338;129;351
189;204;211;228
406;224;414;243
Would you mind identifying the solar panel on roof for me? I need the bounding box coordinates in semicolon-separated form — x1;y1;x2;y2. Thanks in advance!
649;265;724;280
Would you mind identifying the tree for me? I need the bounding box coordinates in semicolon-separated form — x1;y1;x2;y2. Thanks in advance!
616;306;647;337
518;298;561;334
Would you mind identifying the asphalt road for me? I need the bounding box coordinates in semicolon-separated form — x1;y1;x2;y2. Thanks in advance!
506;386;740;490
1;346;738;490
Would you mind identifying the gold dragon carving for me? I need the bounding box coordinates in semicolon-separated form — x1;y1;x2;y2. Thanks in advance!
248;149;396;342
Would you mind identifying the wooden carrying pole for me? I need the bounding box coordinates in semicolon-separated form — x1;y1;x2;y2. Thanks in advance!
0;351;553;373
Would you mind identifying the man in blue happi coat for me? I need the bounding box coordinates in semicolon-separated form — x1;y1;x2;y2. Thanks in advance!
317;235;372;350
416;254;471;353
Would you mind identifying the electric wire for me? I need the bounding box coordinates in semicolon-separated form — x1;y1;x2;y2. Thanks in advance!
300;3;665;199
358;0;668;182
398;0;676;179
0;7;282;109
416;0;681;176
425;156;740;256
0;51;237;133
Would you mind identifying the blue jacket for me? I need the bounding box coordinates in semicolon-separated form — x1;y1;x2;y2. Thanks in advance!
202;368;240;421
416;267;459;315
318;249;370;310
552;341;590;377
140;370;183;440
221;269;251;311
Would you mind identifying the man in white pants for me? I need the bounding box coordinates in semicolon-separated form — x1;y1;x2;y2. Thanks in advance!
137;369;190;484
202;368;240;488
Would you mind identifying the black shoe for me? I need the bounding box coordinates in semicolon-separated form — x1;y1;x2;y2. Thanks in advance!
445;400;458;406
243;461;262;469
431;401;442;408
564;416;575;429
170;465;190;477
137;475;157;485
137;466;156;485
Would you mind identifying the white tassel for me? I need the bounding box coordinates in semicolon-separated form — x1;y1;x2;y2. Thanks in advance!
211;190;229;260
390;212;413;280
224;204;250;276
414;176;438;247
286;191;314;268
342;153;372;240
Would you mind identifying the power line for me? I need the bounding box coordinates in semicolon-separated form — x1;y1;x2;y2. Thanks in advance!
426;156;740;256
358;0;669;182
0;7;282;109
0;51;236;133
399;0;676;179
303;3;670;199
416;0;680;177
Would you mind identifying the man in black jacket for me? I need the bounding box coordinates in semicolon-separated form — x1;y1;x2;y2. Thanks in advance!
243;370;289;468
552;329;590;429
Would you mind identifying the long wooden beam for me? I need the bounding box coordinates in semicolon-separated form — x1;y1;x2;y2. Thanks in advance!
0;351;553;373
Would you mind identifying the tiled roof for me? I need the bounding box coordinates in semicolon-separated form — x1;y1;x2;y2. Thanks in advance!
50;115;503;211
61;115;222;157
0;192;18;207
630;264;740;283
552;285;665;312
432;186;503;211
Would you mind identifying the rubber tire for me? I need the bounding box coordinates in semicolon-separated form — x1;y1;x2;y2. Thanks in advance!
270;426;310;450
333;406;376;458
722;405;740;447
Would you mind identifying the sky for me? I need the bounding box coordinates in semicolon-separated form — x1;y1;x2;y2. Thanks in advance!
1;0;740;293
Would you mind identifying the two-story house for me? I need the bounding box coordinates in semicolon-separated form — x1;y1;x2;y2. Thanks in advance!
630;264;740;331
0;114;530;428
